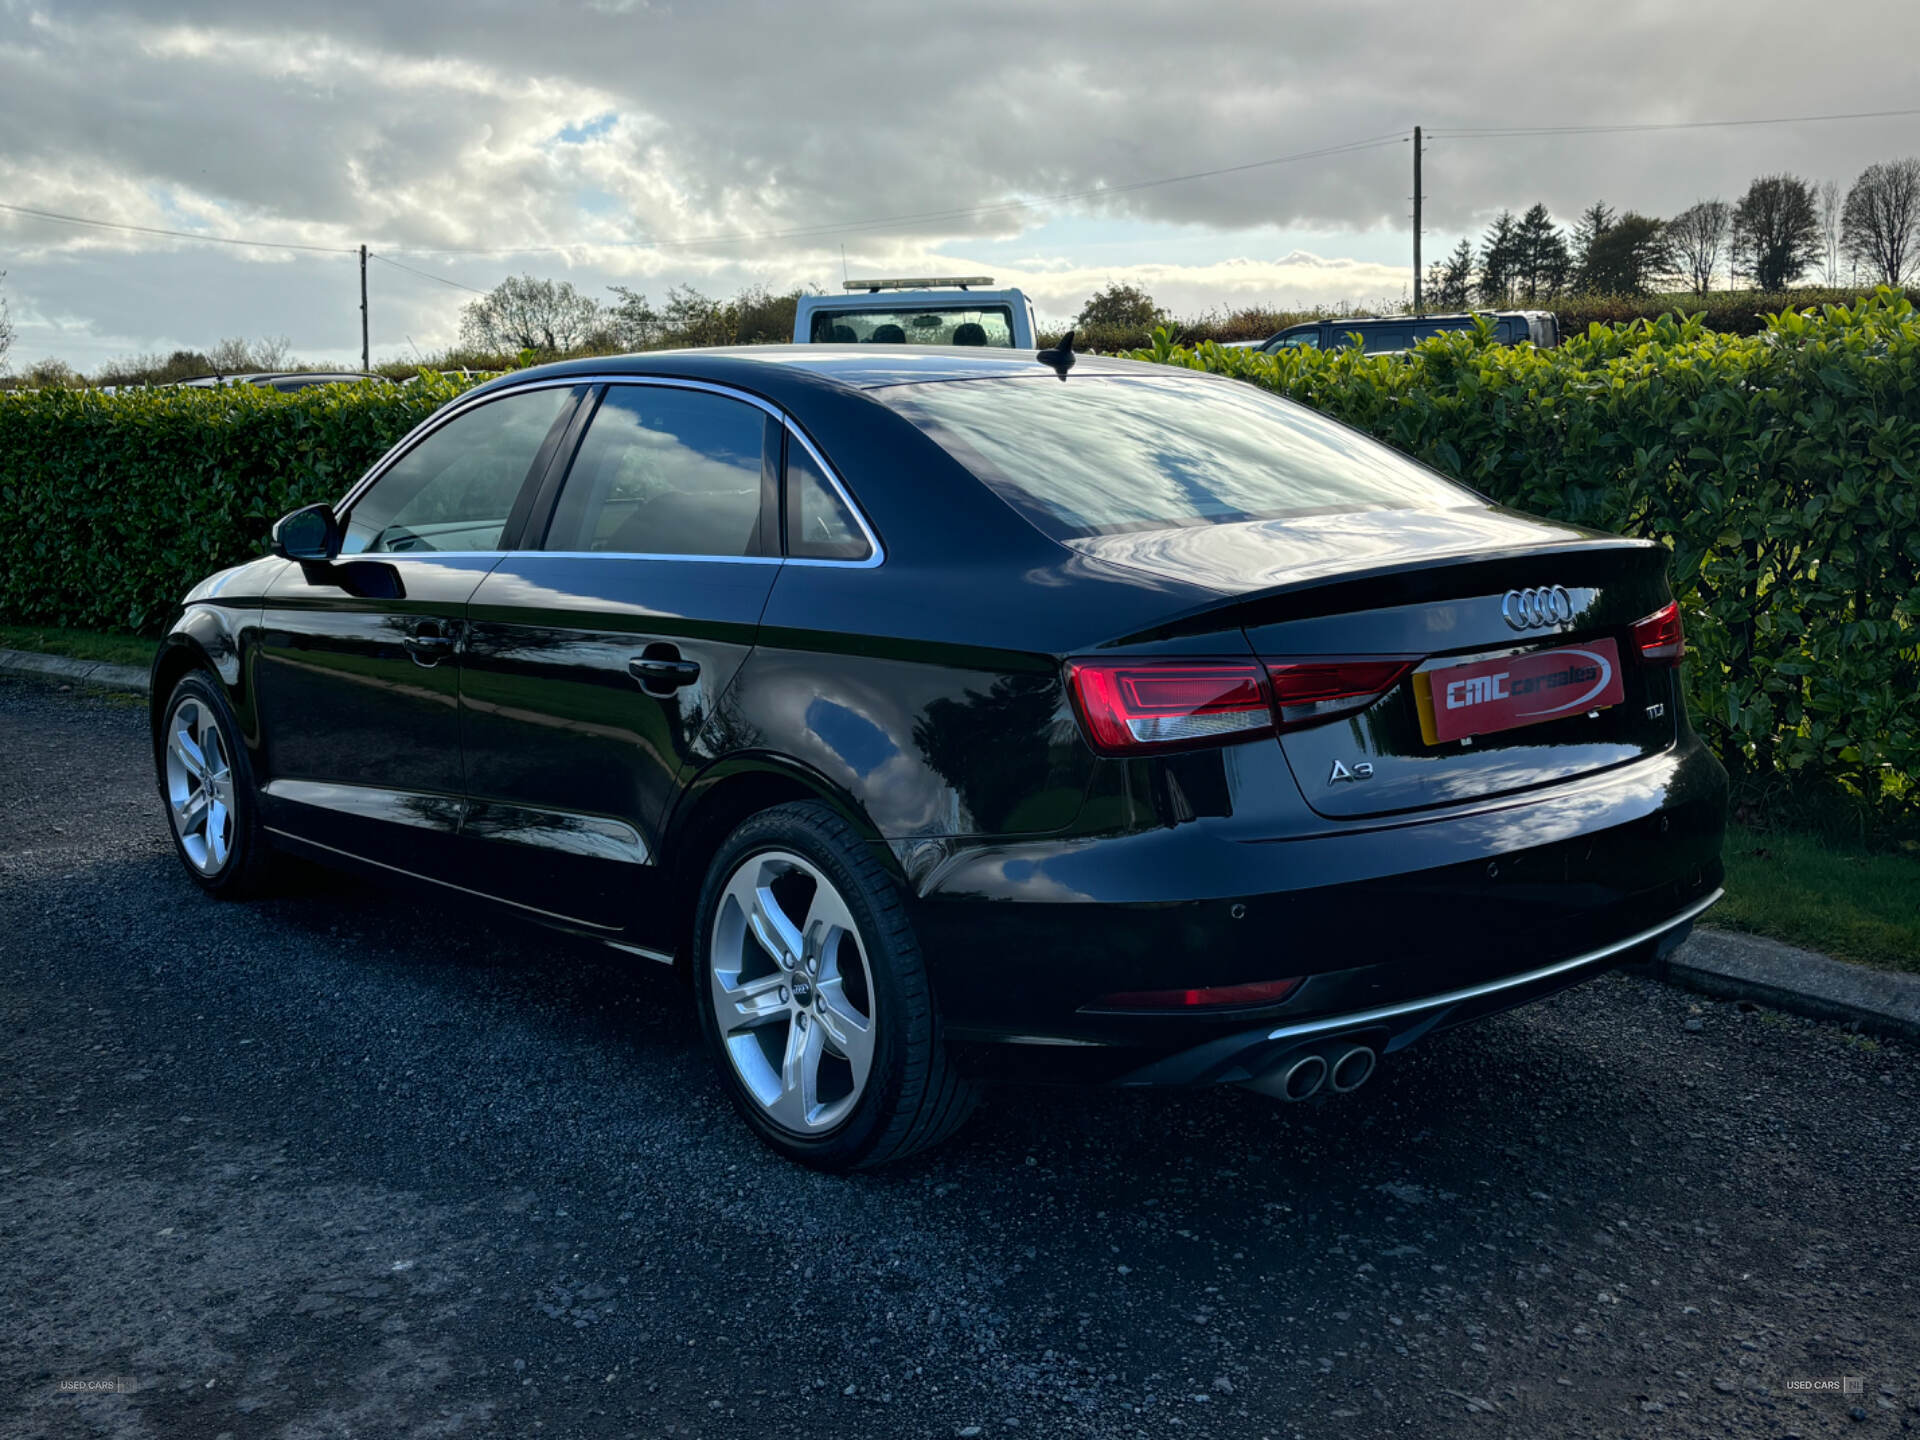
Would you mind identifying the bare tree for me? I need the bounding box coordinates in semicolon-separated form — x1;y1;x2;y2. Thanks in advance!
1730;175;1822;291
1817;179;1842;285
460;274;606;354
1667;200;1730;294
252;334;295;370
0;271;14;374
1841;158;1920;286
205;335;296;373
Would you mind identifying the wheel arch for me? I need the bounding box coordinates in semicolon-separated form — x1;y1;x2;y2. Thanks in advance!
659;754;901;964
150;606;258;767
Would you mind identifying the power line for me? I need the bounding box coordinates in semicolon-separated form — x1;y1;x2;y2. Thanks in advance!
0;201;357;254
1431;104;1920;139
368;251;486;294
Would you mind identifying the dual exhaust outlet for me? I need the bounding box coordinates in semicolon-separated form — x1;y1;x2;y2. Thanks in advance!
1247;1041;1377;1103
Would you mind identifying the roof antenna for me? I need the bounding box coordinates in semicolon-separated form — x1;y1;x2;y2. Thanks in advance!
1036;328;1075;381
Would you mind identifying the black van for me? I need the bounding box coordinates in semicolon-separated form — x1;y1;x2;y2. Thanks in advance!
1256;311;1559;355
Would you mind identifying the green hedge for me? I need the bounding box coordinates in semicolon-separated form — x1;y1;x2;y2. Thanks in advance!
1135;290;1920;830
1044;287;1920;354
2;298;1915;830
0;375;478;633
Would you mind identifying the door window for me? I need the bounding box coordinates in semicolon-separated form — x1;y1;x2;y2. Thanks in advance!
544;386;770;556
342;387;575;554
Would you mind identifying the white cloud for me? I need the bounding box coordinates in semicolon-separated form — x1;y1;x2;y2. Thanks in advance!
2;0;1918;368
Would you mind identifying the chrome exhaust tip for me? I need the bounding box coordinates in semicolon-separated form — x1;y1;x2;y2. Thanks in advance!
1327;1045;1376;1093
1277;1053;1327;1102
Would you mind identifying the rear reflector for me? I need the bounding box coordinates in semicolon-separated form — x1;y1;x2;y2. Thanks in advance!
1065;661;1271;753
1088;976;1304;1012
1632;601;1685;664
1265;659;1414;731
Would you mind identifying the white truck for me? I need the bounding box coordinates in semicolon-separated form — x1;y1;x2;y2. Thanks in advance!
793;277;1039;349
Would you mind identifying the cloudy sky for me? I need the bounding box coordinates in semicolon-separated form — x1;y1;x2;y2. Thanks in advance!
3;0;1917;371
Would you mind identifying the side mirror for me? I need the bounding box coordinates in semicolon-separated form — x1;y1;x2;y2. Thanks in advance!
270;504;341;562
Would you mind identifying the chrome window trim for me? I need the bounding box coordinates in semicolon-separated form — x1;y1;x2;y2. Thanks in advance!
334;373;884;569
333;376;589;517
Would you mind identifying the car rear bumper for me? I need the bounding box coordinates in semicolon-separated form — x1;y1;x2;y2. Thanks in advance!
1111;887;1716;1089
905;733;1727;1076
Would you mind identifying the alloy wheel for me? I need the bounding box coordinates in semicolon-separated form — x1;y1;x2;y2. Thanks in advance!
708;849;877;1135
163;696;237;876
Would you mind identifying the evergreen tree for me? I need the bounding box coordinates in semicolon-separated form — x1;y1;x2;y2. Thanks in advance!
1581;213;1670;294
1436;239;1475;309
1477;211;1521;305
1514;203;1571;301
1571;202;1615;291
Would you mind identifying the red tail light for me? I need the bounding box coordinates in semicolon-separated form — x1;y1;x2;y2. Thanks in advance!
1632;601;1685;664
1065;661;1271;753
1265;659;1414;731
1087;976;1304;1012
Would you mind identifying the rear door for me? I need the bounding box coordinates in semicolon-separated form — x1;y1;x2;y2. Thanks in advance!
458;380;783;938
254;383;583;876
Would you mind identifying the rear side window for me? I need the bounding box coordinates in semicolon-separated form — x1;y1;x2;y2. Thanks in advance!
343;386;575;554
878;373;1473;540
544;386;769;556
785;440;871;561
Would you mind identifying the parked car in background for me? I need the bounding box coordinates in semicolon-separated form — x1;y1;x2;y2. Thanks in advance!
175;371;392;392
1242;311;1561;355
151;346;1723;1169
795;277;1038;348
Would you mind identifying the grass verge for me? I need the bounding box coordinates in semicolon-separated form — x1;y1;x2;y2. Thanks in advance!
0;624;157;670
1716;824;1920;976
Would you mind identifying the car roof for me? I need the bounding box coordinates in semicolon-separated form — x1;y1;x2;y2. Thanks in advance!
471;345;1160;400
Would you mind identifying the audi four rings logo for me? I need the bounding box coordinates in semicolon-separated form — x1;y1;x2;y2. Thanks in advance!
1501;585;1575;630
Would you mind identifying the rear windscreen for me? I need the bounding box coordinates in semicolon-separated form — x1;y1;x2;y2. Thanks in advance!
809;306;1014;346
878;372;1474;539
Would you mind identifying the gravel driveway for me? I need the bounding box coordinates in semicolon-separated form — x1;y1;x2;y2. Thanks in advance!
3;673;1915;1439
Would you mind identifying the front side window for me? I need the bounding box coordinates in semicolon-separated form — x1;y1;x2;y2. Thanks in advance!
342;387;575;554
544;386;769;556
879;372;1474;540
1271;329;1321;351
809;306;1014;347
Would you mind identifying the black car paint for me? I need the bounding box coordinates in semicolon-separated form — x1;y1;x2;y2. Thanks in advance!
151;347;1725;1081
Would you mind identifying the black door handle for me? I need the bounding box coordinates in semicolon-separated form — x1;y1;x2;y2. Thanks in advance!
628;653;701;691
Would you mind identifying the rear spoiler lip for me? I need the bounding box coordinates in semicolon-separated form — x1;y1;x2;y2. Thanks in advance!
1089;535;1666;649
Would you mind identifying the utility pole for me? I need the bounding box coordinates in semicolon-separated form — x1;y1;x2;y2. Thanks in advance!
359;244;370;372
1413;126;1428;314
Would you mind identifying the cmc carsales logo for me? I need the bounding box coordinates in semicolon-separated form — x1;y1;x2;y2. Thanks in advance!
1501;585;1574;630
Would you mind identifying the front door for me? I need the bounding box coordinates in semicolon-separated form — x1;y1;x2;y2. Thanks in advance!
253;383;584;878
459;381;782;939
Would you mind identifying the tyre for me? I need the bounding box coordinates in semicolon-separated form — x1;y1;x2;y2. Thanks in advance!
692;801;977;1169
157;671;274;898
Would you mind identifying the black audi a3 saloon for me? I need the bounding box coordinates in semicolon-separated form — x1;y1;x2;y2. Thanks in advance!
151;346;1726;1168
